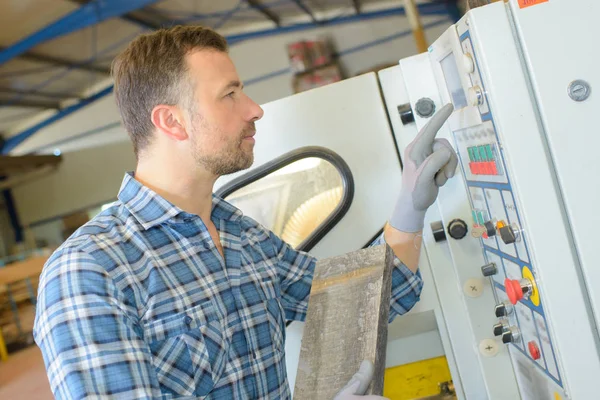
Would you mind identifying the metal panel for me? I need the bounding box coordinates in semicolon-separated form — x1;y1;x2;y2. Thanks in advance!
462;3;600;398
508;0;600;359
387;1;600;398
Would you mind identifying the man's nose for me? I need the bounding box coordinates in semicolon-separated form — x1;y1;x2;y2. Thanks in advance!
247;96;264;121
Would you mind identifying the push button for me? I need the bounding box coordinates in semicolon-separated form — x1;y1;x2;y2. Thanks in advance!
528;341;541;360
504;278;534;305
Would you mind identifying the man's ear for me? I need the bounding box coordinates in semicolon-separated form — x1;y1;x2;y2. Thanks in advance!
151;105;188;141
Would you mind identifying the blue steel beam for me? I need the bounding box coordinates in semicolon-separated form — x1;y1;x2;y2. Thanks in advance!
0;0;160;66
2;4;448;154
227;3;448;43
1;86;113;154
25;16;451;155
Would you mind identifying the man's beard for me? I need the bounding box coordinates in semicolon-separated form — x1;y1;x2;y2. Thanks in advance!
190;113;255;176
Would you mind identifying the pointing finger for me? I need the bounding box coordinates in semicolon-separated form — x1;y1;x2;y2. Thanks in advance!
409;103;454;164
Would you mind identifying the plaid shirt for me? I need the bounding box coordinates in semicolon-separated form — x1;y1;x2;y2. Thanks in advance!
34;172;423;400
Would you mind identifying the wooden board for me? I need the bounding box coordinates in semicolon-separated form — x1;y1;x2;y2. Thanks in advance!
0;256;47;285
294;244;394;399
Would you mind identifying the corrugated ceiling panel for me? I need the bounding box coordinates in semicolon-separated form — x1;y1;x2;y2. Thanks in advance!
0;0;77;46
32;19;145;64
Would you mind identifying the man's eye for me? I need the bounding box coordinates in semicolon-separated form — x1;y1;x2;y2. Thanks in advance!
226;91;235;98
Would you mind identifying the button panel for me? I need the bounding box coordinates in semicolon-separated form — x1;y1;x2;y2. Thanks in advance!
453;33;564;391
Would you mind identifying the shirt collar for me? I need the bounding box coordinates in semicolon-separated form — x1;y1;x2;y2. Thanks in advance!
118;172;243;230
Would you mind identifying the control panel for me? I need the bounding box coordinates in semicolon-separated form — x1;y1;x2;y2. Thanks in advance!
450;29;565;397
384;1;600;398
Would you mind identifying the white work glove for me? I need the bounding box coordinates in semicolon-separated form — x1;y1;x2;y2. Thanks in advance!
333;360;389;400
389;103;458;233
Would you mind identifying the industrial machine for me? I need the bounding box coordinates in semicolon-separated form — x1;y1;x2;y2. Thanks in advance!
215;0;600;398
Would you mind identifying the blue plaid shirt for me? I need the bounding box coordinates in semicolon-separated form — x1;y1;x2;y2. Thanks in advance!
34;172;423;400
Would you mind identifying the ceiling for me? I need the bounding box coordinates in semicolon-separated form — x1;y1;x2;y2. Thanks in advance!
0;0;463;153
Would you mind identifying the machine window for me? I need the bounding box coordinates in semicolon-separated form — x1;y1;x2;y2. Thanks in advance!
215;147;354;252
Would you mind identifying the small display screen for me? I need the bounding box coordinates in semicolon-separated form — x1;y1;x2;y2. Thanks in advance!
440;52;468;109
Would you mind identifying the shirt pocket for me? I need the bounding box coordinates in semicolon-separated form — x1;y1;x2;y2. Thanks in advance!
265;297;286;352
143;302;229;398
259;279;286;353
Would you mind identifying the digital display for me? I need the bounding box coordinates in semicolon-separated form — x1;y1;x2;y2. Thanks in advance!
440;52;468;109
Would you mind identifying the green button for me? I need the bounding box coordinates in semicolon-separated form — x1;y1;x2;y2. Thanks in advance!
472;147;480;161
468;147;474;161
472;210;478;224
486;145;494;160
479;146;488;161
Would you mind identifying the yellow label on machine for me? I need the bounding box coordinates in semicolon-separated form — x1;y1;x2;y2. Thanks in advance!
383;356;452;400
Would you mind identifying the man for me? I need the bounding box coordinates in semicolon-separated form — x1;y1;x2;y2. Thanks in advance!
34;25;457;399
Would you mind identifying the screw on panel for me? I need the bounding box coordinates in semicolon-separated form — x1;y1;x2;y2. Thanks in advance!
568;80;591;102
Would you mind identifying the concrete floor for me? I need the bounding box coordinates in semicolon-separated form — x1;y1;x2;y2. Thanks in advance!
0;345;53;399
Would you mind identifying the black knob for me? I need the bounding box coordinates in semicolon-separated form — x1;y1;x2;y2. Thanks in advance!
484;221;496;237
398;103;415;125
493;323;506;337
430;221;446;242
415;98;436;118
501;327;520;344
447;219;468;240
481;262;497;277
500;225;517;244
502;331;514;344
494;302;513;317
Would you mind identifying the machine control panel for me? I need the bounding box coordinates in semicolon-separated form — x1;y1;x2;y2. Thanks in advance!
448;29;566;397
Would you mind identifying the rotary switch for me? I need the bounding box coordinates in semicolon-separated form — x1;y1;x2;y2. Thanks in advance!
504;278;534;305
494;301;514;317
448;219;468;240
502;326;521;344
415;98;436;118
483;221;497;238
493;321;508;337
481;262;497;277
471;220;497;239
499;223;521;244
468;86;484;106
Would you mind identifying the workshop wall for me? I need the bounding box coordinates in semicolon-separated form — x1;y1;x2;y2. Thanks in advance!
13;140;134;227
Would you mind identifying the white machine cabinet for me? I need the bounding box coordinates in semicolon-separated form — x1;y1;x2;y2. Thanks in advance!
380;0;600;398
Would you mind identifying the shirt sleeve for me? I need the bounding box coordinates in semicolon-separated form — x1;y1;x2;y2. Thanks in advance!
33;248;165;400
370;233;424;322
268;231;316;323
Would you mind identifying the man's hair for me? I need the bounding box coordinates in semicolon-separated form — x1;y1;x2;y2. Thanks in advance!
111;25;228;158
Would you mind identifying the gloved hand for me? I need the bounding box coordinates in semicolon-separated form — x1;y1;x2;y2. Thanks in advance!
333;360;389;400
389;103;458;233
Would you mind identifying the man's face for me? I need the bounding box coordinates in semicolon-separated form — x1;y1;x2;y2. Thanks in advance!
184;49;264;176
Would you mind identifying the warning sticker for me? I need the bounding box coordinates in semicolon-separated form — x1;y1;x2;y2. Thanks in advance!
518;0;549;8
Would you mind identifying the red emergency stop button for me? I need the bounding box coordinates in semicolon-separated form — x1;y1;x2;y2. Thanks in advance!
528;341;541;360
505;278;524;304
504;278;534;304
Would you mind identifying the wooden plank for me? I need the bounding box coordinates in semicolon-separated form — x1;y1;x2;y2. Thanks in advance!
0;256;47;286
294;244;394;399
0;155;62;175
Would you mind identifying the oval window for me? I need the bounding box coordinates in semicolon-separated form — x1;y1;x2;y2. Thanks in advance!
215;147;353;251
